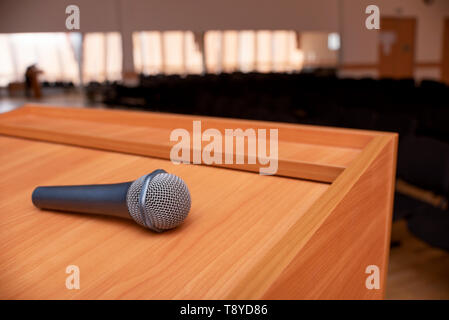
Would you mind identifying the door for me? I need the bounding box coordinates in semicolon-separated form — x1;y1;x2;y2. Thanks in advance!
378;17;416;79
442;18;449;84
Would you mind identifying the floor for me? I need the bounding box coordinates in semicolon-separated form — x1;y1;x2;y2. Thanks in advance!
0;89;104;114
1;92;449;299
387;220;449;299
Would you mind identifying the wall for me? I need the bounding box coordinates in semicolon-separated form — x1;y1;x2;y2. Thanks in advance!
301;33;338;67
339;0;449;81
0;0;339;32
0;0;339;73
0;0;119;33
0;0;448;81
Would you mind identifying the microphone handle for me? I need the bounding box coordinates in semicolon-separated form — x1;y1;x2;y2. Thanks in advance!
32;182;133;219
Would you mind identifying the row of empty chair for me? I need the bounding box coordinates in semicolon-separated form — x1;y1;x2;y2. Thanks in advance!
98;72;449;143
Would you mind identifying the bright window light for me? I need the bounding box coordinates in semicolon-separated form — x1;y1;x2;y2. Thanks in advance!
83;32;122;82
0;32;80;86
132;30;338;76
328;33;340;51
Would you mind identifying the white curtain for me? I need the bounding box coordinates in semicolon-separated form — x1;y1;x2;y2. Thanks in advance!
134;31;202;75
83;32;122;83
132;30;314;75
0;33;80;86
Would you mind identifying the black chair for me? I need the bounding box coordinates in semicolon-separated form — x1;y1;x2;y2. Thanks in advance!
394;135;449;251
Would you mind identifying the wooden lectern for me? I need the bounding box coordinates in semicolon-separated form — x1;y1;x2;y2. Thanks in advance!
0;105;397;299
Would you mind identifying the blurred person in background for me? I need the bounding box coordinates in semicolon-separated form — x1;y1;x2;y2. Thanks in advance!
25;64;43;98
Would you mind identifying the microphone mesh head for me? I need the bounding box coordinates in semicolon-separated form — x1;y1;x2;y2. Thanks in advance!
126;175;146;226
126;172;191;231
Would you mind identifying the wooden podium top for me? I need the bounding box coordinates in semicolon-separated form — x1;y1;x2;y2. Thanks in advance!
0;105;397;299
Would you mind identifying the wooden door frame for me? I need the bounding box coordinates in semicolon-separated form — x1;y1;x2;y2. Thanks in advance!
442;18;449;84
378;16;416;79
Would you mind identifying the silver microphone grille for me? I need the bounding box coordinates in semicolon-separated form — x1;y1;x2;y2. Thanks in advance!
126;172;191;231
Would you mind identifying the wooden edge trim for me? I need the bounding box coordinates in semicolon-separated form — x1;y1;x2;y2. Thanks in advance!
1;104;382;149
0;104;392;183
0;120;344;183
379;133;398;299
226;134;396;299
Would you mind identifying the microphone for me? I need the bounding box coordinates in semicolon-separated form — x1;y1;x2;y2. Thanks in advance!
32;169;191;232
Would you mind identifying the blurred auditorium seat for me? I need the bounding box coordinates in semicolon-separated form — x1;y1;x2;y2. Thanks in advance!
395;135;449;251
98;71;449;143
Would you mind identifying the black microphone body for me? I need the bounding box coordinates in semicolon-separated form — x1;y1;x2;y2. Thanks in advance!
31;169;192;232
32;182;133;219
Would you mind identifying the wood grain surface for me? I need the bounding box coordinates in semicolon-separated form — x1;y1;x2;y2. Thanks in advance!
0;105;397;299
0;105;386;183
260;135;397;299
0;136;328;299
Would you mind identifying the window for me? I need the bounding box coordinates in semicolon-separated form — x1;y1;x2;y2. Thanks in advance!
328;33;341;51
134;31;163;75
238;31;256;72
134;31;203;75
222;31;239;73
0;35;16;87
83;32;122;83
133;30;338;76
184;32;203;74
255;31;272;72
0;33;80;86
